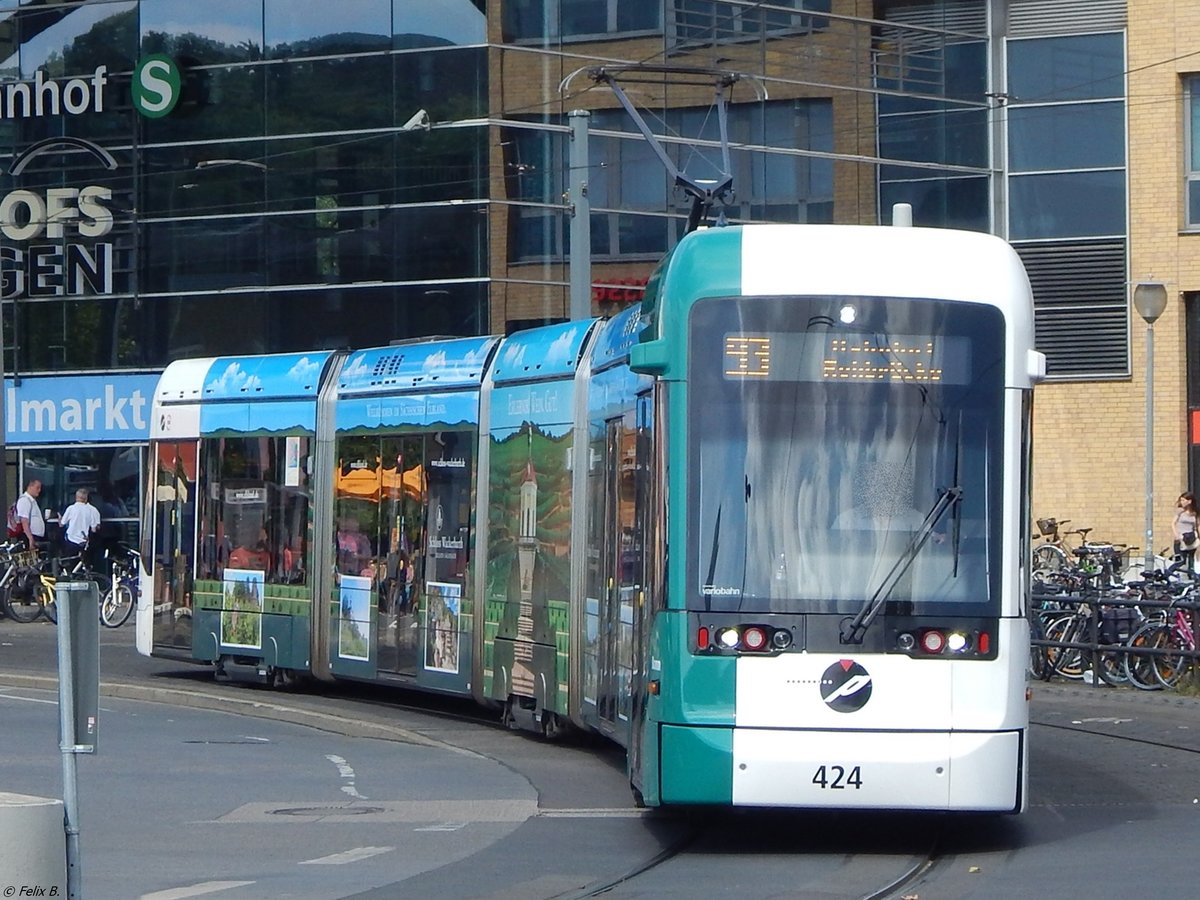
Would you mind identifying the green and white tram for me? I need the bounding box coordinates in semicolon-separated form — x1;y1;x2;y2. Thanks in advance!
138;221;1041;811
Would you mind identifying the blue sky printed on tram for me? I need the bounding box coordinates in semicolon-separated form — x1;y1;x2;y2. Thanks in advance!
202;353;332;400
589;305;645;369
335;391;480;432
338;337;497;394
588;306;651;420
490;320;594;384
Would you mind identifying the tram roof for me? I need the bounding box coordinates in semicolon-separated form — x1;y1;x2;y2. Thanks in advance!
652;224;1032;316
491;318;599;384
337;336;498;396
588;304;645;372
200;351;335;401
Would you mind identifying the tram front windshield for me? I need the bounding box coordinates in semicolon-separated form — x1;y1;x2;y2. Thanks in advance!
688;295;1005;617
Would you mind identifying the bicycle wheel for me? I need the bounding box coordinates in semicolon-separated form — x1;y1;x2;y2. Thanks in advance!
101;583;135;628
1097;646;1129;686
1152;628;1189;688
1043;614;1087;680
39;581;56;624
1123;622;1165;691
1028;610;1050;680
1033;544;1068;575
3;580;43;623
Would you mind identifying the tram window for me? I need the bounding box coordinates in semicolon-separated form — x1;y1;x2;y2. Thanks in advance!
333;430;471;619
335;435;383;579
198;435;312;584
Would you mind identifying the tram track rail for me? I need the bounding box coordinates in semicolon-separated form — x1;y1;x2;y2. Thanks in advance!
546;814;943;900
1031;716;1200;756
860;840;941;900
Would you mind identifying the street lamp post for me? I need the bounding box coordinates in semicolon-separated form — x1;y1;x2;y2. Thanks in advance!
1134;280;1169;573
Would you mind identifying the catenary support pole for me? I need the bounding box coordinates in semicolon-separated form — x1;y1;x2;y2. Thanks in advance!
568;109;591;322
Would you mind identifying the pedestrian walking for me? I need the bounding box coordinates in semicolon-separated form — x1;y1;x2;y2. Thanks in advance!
1172;491;1199;574
60;487;101;568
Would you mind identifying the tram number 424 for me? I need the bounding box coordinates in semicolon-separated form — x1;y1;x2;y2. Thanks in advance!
812;765;863;790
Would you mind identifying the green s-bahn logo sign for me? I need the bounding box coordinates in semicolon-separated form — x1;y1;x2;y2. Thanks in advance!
131;54;181;119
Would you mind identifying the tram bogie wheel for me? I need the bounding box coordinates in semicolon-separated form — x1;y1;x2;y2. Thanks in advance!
500;699;517;730
541;711;564;741
271;667;299;691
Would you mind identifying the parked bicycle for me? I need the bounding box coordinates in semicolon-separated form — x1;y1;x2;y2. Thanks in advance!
1123;587;1198;690
2;544;111;624
0;539;31;619
100;543;140;628
1032;517;1084;574
2;549;56;623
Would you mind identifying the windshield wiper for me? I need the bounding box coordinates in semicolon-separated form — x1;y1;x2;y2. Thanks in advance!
839;485;962;645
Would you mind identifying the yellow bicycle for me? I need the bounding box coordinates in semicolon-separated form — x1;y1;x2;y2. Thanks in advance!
1;551;55;624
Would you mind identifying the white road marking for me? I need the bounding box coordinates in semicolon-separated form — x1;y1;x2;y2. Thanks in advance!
1071;717;1132;725
326;753;368;799
539;808;652;818
139;880;255;899
300;846;393;865
0;691;57;705
414;822;466;831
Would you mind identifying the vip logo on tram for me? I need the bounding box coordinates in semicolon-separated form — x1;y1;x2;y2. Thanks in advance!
820;660;873;713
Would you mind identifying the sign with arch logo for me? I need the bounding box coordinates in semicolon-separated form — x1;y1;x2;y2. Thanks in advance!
132;54;181;119
820;659;873;713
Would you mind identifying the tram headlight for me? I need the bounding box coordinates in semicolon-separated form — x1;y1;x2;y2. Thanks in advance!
770;628;793;650
946;632;969;653
716;627;740;649
896;632;916;652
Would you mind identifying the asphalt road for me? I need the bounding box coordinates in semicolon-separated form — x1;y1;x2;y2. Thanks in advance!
3;617;1200;899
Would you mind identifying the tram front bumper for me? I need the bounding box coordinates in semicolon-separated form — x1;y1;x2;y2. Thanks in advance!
660;724;1023;811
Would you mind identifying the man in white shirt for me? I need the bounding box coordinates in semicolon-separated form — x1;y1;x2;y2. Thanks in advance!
15;478;46;551
60;488;101;565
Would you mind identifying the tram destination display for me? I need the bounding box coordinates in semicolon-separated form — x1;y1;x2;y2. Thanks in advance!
722;331;972;385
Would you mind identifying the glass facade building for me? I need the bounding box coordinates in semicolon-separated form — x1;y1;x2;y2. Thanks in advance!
0;0;1140;542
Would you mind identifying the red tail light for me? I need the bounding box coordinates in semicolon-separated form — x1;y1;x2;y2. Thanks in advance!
920;630;946;654
742;626;768;651
697;626;710;650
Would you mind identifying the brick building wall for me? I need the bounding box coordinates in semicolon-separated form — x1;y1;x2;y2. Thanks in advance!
1032;0;1199;553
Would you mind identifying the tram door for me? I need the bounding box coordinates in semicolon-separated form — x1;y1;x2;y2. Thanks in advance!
365;435;426;677
597;410;640;732
151;440;197;651
626;394;652;777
